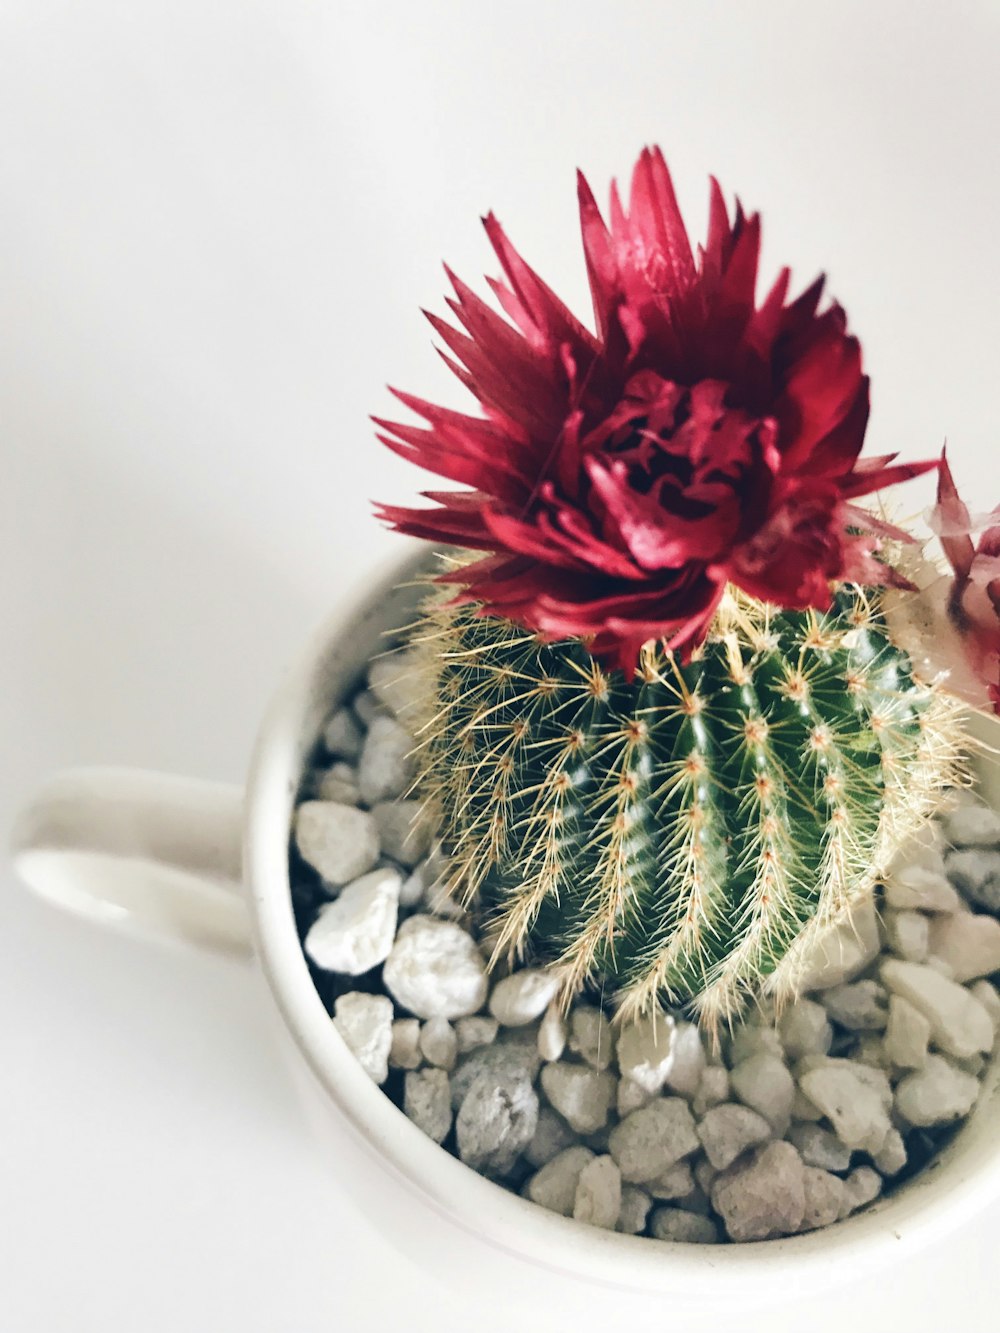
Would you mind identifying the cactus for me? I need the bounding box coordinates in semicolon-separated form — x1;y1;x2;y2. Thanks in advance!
412;576;967;1032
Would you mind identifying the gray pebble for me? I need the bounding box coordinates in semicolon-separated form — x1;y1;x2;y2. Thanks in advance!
946;847;1000;912
383;915;488;1020
839;1165;882;1217
778;1000;833;1059
883;994;931;1068
314;762;360;806
880;958;994;1059
568;1005;616;1071
389;1018;422;1070
969;979;1000;1030
489;969;559;1027
303;866;400;974
692;1065;730;1118
455;1015;499;1053
537;1002;568;1062
730;1052;795;1135
711;1141;806;1241
728;1023;784;1066
358;714;416;805
404;1068;452;1143
452;1039;542;1109
884;910;930;963
650;1208;720;1244
456;1068;538;1176
352;688;384;727
367;647;426;726
372;801;432;867
540;1062;617;1135
927;911;1000;983
873;1127;907;1176
945;801;1000;848
885;865;961;913
647;1160;695;1201
322;707;364;761
821;980;889;1031
573;1155;622;1230
294;801;380;886
525;1146;594;1216
787;1122;852;1172
696;1103;772;1170
798;1064;890;1154
524;1106;578;1168
894;1054;982;1126
608;1098;700;1183
616;1013;676;1093
799;1167;845;1231
617;1076;655;1118
663;1022;706;1097
420;1017;458;1070
617;1185;653;1235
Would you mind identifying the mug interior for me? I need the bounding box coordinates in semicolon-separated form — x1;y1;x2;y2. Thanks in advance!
244;542;1000;1296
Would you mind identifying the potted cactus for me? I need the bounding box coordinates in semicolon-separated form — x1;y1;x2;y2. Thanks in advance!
290;147;1000;1246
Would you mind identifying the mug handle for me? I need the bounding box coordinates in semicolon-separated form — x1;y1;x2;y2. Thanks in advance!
10;767;251;954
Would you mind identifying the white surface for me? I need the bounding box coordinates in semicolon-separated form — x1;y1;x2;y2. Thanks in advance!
1;3;998;1329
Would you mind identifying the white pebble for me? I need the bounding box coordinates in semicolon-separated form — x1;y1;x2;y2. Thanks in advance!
322;707;364;760
451;1039;541;1108
798;1065;890;1153
372;801;432;867
537;1001;568;1062
839;1165;882;1217
526;1146;594;1216
778;1000;832;1059
573;1155;622;1230
358;714;416;805
524;1107;577;1168
945;801;1000;848
568;1005;615;1071
420;1017;458;1070
884;909;930;962
788;895;880;991
294;801;380;886
880;958;994;1059
799;1167;845;1231
791;1088;824;1122
616;1013;677;1094
894;1054;982;1126
873;1127;908;1176
650;1208;720;1244
389;1018;422;1070
697;1103;772;1170
403;1068;452;1143
351;688;383;727
885;865;961;913
617;1186;653;1235
489;969;560;1027
540;1062;617;1135
946;848;1000;912
730;1053;795;1135
304;867;400;974
969;979;1000;1031
821;980;889;1031
333;992;393;1084
315;763;360;806
456;1069;538;1176
728;1023;784;1065
711;1141;805;1241
692;1065;730;1117
647;1160;695;1201
883;994;931;1068
608;1099;700;1184
927;912;1000;983
787;1122;851;1172
455;1015;499;1053
617;1076;655;1117
663;1022;705;1097
383;915;488;1019
367;647;426;726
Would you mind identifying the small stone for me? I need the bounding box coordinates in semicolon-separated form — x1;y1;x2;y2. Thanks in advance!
926;955;956;979
383;915;489;1019
367;647;426;726
426;877;468;922
540;1063;617;1135
294;801;380;886
788;895;880;991
711;1141;806;1241
455;1016;499;1053
647;1161;695;1201
451;1036;542;1108
969;979;1000;1031
420;1017;458;1070
304;867;400;974
524;1107;577;1168
692;1065;730;1117
696;1103;772;1170
456;1069;539;1176
399;863;429;909
609;1099;700;1183
798;1065;891;1153
403;1068;452;1143
372;801;432;867
573;1155;622;1230
537;1002;568;1062
389;1018;422;1070
894;1054;981;1126
650;1208;720;1244
333;992;393;1083
730;1053;795;1135
927;912;1000;983
322;707;364;761
884;910;930;963
839;1165;882;1217
792;1088;824;1122
728;1023;784;1065
821;980;889;1031
616;1014;676;1094
880;959;994;1059
694;1157;718;1194
663;1022;706;1097
885;865;962;913
946;848;1000;913
358;714;416;805
617;1186;653;1234
883;994;931;1068
779;1000;833;1060
799;1167;845;1231
315;763;360;806
351;688;383;727
787;1122;852;1172
873;1127;908;1176
489;969;560;1027
525;1146;594;1216
568;1005;615;1071
945;801;1000;848
617;1076;655;1117
854;1034;891;1068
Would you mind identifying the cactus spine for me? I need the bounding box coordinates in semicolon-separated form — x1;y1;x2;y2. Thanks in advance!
411;573;967;1032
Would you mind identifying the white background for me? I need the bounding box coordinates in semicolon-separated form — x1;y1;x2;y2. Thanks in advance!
2;3;999;1329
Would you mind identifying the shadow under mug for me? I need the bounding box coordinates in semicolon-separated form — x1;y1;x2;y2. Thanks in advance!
11;543;1000;1302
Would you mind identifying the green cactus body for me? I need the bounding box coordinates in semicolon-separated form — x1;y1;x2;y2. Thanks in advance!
414;581;966;1031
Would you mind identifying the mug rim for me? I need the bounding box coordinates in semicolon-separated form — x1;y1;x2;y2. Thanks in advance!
243;540;1000;1294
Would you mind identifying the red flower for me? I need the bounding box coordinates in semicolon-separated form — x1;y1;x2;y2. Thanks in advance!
927;452;1000;713
375;147;936;673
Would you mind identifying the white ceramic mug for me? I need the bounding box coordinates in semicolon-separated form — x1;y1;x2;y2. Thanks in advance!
12;544;1000;1301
